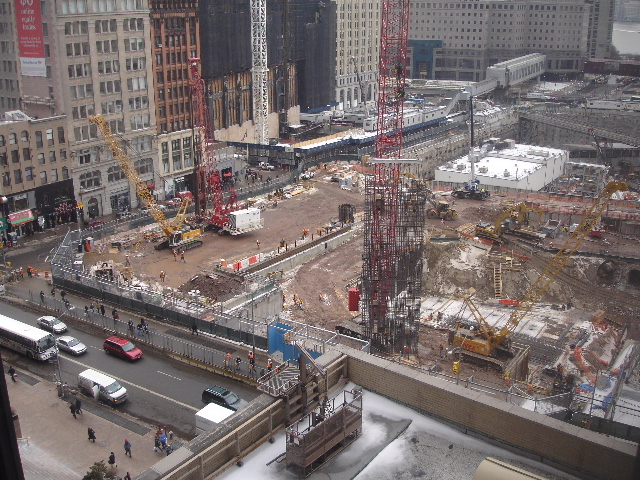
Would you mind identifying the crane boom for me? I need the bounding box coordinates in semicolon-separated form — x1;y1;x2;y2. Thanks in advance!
494;180;627;345
90;115;204;250
452;180;627;358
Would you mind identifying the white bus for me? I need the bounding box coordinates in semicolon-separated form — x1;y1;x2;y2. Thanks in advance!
0;314;58;361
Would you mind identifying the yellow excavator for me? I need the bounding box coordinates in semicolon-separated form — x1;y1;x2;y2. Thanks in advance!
451;181;627;365
90;115;204;251
475;202;545;243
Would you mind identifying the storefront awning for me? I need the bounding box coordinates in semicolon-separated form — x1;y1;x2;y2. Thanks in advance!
8;209;35;225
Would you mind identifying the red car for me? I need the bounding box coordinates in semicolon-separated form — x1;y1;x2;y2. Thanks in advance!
103;336;143;361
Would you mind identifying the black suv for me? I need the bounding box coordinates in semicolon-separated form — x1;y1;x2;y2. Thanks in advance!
201;385;248;411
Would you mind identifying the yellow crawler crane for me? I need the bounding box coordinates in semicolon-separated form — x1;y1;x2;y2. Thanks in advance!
475;201;545;243
452;181;627;360
90;115;204;251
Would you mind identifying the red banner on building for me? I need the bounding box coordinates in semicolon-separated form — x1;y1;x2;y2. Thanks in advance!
15;0;46;77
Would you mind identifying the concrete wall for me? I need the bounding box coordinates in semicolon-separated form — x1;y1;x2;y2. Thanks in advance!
334;345;636;480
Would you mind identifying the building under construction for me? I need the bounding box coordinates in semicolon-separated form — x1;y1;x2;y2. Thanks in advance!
198;0;336;139
361;178;429;354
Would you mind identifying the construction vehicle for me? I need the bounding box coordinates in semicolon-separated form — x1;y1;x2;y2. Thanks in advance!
450;181;627;367
426;193;458;220
90;115;204;251
189;59;263;235
475;202;545;243
451;96;490;201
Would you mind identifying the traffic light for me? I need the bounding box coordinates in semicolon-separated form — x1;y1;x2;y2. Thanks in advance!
453;361;460;375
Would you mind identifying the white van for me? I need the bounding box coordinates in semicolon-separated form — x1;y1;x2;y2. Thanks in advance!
78;369;127;405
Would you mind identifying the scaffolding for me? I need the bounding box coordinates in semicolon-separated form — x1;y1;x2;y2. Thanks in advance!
286;388;363;477
361;178;428;354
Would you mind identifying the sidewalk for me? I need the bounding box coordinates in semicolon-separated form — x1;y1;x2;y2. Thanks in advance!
8;368;169;480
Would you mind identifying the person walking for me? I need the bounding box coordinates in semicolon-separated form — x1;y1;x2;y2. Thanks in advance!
75;397;82;414
124;473;132;480
51;287;56;298
108;452;117;469
128;320;135;335
124;439;132;457
159;432;168;450
160;271;165;282
173;250;177;261
191;323;198;336
100;304;106;316
125;255;131;266
180;251;185;263
60;290;66;301
70;403;77;419
7;365;16;382
256;240;260;250
224;352;232;369
235;356;241;370
40;290;45;304
88;427;96;442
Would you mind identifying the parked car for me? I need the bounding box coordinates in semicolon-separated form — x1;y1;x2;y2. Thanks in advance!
56;336;87;355
301;171;315;180
103;336;143;361
202;385;248;411
165;198;182;207
37;316;67;334
141;204;167;212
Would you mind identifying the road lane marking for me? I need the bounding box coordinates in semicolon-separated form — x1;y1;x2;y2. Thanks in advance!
62;356;198;411
157;371;182;381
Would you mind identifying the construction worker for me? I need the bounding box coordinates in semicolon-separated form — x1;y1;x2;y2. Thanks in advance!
18;267;23;279
248;351;255;364
173;250;177;261
267;358;273;372
180;251;185;262
125;255;131;266
160;271;165;282
256;240;260;250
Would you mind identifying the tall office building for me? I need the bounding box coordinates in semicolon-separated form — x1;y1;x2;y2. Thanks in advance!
334;0;381;110
149;0;199;196
408;0;596;81
586;0;615;59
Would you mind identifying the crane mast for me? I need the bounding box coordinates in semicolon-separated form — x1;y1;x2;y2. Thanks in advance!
251;0;269;145
362;0;427;354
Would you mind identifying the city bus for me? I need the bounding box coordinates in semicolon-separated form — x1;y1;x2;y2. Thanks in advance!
0;314;58;361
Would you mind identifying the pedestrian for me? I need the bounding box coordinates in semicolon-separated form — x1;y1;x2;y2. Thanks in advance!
256;240;260;250
64;299;71;310
19;267;24;279
191;323;198;336
70;403;77;419
75;397;82;414
124;473;132;480
173;250;177;261
137;323;143;336
154;436;162;452
159;432;168;450
180;251;185;262
7;365;16;382
166;443;174;455
143;321;149;334
88;427;96;442
224;352;232;369
84;305;89;317
125;255;131;266
112;309;119;320
51;287;56;298
60;290;66;301
128;320;135;334
235;356;241;370
40;290;45;303
160;271;165;282
108;452;117;468
267;358;273;372
124;439;132;457
90;303;95;313
439;344;445;358
27;266;33;278
100;304;106;316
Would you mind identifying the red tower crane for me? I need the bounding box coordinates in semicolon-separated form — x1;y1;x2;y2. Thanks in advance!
361;0;426;354
189;58;238;229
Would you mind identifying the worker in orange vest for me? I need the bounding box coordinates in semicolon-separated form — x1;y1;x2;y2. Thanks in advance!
267;358;273;372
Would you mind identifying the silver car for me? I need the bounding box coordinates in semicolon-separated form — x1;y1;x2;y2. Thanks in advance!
36;316;67;334
56;336;87;355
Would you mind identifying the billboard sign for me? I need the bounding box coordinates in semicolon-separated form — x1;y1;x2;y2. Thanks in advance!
15;0;46;77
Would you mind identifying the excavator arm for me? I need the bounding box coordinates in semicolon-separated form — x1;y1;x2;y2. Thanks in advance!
493;181;627;347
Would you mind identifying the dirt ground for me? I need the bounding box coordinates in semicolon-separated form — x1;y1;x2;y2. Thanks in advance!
84;168;640;379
